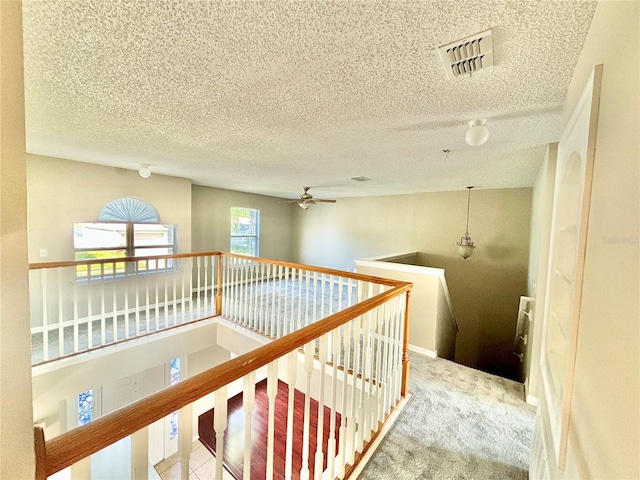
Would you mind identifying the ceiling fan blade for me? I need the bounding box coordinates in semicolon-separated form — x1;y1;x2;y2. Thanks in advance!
315;199;337;203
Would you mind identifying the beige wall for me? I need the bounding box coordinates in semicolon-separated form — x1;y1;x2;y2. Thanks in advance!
26;155;193;262
537;2;639;478
191;185;293;260
294;187;532;380
293;194;414;271
0;2;36;478
412;188;532;380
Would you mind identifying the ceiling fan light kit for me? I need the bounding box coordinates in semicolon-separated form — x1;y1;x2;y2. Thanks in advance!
285;187;337;210
465;119;490;146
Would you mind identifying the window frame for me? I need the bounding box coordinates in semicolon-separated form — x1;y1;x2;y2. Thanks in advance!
229;207;260;257
73;221;177;278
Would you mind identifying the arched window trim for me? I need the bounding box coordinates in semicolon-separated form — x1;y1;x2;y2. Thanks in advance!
98;197;160;223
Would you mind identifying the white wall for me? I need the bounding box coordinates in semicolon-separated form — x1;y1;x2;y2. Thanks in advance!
0;2;36;478
535;2;639;478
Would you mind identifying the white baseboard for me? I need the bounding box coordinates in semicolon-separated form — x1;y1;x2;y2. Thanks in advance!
345;394;412;480
526;395;538;407
408;344;437;358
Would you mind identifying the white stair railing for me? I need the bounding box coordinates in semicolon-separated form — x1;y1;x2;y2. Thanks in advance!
29;252;219;365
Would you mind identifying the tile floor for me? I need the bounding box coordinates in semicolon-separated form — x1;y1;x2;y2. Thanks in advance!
155;440;234;480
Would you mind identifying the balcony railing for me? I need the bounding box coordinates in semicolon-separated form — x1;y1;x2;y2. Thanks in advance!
31;252;412;480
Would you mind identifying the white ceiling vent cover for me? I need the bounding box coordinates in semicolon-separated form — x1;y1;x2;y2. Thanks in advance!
438;29;494;79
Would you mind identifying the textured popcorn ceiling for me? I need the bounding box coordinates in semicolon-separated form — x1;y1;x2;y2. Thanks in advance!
22;0;597;199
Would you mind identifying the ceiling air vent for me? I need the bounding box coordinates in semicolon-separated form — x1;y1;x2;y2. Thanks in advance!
438;29;494;80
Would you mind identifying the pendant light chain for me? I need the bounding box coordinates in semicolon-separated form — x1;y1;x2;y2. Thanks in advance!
465;187;471;236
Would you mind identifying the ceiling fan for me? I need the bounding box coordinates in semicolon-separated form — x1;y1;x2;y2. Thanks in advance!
284;187;337;210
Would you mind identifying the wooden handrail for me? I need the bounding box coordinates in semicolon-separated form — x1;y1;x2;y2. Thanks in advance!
43;281;411;476
29;251;224;270
30;251;404;287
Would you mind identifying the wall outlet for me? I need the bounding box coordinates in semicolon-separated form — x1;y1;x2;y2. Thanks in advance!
39;248;48;258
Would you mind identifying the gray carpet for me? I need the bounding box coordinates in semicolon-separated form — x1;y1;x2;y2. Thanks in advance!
360;352;536;480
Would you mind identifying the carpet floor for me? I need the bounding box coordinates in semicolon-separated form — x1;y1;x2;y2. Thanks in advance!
360;352;536;480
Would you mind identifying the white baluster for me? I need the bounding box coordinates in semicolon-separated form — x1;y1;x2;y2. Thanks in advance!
179;403;193;480
203;255;209;315
100;263;106;346
196;256;202;317
111;262;117;343
154;262;160;331
348;314;362;464
182;258;188;323
131;426;149;480
73;277;79;352
312;271;318;324
300;341;314;480
214;385;228;480
135;266;140;337
145;261;150;333
58;269;64;356
314;334;328;480
337;320;352;478
243;372;256;480
373;303;385;425
283;266;290;335
164;266;169;327
71;456;90;479
87;265;93;349
124;266;130;339
41;269;49;361
326;328;340;479
297;269;304;331
172;261;178;326
273;265;282;337
285;350;298;480
266;360;278;480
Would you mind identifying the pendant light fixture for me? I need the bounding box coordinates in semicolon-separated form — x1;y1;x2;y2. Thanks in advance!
457;186;476;259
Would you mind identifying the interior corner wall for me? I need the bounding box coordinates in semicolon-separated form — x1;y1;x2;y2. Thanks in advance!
539;1;639;478
191;185;293;260
0;1;36;478
26;155;192;262
293;188;533;381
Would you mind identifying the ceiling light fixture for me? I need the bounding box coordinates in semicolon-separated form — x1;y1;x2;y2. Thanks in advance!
298;202;311;210
138;166;151;178
457;186;476;259
465;120;489;146
138;165;151;178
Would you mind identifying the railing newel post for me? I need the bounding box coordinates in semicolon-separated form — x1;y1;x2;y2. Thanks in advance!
34;425;47;480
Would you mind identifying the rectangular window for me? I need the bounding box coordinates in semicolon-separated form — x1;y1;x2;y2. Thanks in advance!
73;222;177;277
78;389;93;426
230;207;259;256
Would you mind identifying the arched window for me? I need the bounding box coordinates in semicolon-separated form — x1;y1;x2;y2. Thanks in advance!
73;197;177;277
98;197;160;222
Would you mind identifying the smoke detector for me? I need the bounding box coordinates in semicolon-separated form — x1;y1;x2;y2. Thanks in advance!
438;29;494;79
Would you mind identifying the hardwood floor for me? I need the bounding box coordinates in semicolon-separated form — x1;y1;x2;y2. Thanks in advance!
198;379;341;480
